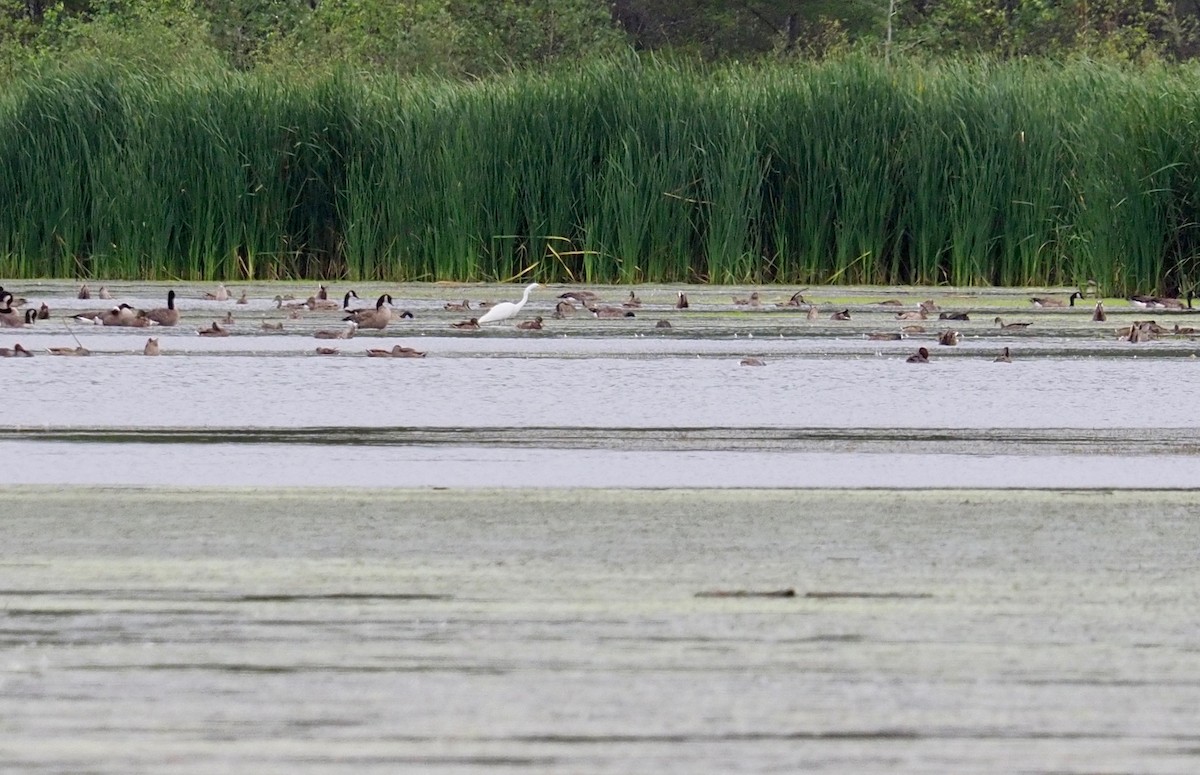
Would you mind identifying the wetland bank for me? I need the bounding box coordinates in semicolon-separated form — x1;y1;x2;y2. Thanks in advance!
5;36;1200;775
2;280;1200;773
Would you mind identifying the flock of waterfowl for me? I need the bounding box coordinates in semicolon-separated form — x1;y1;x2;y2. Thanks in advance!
0;281;1196;362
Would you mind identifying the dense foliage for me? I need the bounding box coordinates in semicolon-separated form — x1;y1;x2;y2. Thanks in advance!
3;0;1200;77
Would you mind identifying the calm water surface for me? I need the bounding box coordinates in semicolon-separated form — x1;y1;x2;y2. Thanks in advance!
3;489;1200;775
3;282;1200;773
3;280;1199;487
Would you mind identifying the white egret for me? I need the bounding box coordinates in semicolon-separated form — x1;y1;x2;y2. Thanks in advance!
478;282;541;324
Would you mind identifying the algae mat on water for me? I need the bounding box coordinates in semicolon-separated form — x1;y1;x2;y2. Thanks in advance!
2;487;1199;774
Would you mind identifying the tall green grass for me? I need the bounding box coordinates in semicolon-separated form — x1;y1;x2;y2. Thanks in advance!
2;57;1200;293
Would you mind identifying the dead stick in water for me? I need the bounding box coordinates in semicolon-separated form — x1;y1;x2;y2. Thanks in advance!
62;320;87;350
695;588;796;598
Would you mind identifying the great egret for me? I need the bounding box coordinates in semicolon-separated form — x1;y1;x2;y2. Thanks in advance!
478;282;540;324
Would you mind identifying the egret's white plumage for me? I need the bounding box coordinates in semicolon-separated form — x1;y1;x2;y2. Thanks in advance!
478;283;540;324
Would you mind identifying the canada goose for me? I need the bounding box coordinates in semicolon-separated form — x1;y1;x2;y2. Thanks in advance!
143;338;160;356
315;347;339;355
77;284;91;299
1;304;36;328
939;311;970;321
46;346;89;356
479;283;541;324
866;332;902;340
1031;291;1082;308
591;306;636;319
106;305;153;328
198;321;229;337
1154;290;1193;309
261;321;284;331
443;299;471;312
343;290;367;311
0;290;26;307
516;316;544;330
739;357;766;366
623;291;641;308
994;317;1031;330
144;290;179;326
315;322;357;339
553;300;576;318
559;290;598;303
236;290;248;305
938;329;960;346
830;309;851;321
78;303;145;327
451;318;480;330
366;344;426;358
675;291;689;309
895;310;926;321
993;347;1013;363
0;343;32;357
655;319;672;328
906;347;931;363
1128;292;1194;309
1092;302;1106;322
806;305;820;320
343;293;393;329
100;305;131;326
204;284;229;301
733;291;760;307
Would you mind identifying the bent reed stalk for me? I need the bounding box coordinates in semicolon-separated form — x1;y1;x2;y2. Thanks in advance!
2;57;1200;294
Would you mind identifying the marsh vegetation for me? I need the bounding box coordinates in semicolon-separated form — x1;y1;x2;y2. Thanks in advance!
3;59;1200;294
